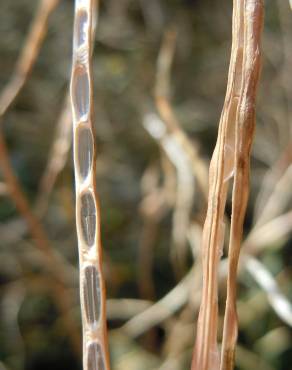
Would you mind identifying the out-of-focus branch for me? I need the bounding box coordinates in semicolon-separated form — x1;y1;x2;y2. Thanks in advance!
254;142;292;225
35;94;72;217
0;0;60;117
138;164;169;299
121;266;196;338
0;131;81;355
107;298;152;320
0;182;8;195
143;113;195;271
245;257;292;327
245;210;292;254
121;208;292;338
155;29;208;200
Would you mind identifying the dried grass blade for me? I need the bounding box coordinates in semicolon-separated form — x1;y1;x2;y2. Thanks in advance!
220;1;264;369
191;1;244;369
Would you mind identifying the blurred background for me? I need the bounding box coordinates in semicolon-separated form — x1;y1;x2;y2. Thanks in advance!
0;0;291;369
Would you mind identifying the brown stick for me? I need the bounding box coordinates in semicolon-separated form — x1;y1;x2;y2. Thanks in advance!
0;0;60;117
220;2;264;369
35;94;72;217
155;30;208;201
191;0;244;368
70;0;111;369
0;130;81;355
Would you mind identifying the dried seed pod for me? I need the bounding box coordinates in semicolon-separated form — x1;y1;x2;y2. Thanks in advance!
70;1;111;369
87;342;105;370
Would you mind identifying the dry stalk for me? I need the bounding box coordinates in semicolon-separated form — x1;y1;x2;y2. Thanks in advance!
0;0;60;117
143;113;195;272
254;142;292;225
154;29;208;272
191;0;245;368
35;94;72;217
0;0;82;355
0;131;81;355
221;2;264;369
122;266;195;338
121;206;292;339
155;30;208;201
245;210;292;254
70;1;111;369
138;165;167;300
245;256;292;327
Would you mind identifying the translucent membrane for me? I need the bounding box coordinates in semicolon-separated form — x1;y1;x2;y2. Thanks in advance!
77;126;93;179
80;192;96;247
72;66;90;122
87;342;105;370
83;265;101;325
75;9;88;48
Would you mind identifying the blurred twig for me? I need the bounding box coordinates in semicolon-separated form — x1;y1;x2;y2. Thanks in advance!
121;266;196;338
143;112;195;272
0;0;60;117
254;141;292;225
155;29;208;201
35;94;72;217
245;257;292;327
0;130;81;355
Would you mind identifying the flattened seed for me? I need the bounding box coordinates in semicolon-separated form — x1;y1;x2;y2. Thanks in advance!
75;9;88;48
77;126;93;179
83;266;101;325
87;342;105;370
72;66;90;122
80;192;96;247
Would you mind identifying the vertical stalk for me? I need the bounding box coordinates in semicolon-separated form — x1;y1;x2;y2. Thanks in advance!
70;1;111;369
191;0;244;368
220;1;264;369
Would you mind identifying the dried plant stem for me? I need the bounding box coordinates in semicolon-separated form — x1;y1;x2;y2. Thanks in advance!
245;256;292;328
0;131;81;355
191;0;245;368
154;29;208;272
155;30;208;201
122;266;196;338
254;141;292;225
0;0;81;352
35;94;72;217
70;1;111;369
220;2;264;369
0;0;59;117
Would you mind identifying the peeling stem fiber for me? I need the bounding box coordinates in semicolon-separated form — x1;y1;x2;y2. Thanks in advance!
191;1;264;370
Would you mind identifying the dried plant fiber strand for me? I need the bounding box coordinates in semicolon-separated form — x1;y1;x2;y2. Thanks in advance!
191;0;244;368
191;1;264;370
220;2;264;369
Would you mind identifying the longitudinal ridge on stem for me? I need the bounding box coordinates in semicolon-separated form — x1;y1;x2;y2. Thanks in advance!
191;1;264;370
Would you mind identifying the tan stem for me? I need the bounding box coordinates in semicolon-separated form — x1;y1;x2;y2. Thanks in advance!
70;0;111;369
220;1;264;370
